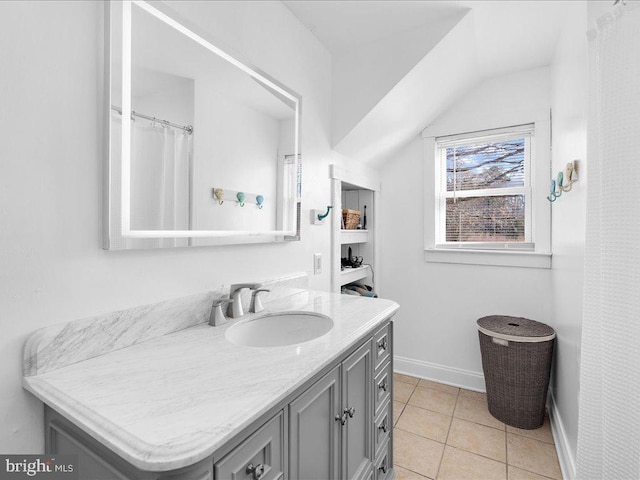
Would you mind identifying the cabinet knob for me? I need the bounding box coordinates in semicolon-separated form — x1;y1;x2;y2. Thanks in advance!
378;460;388;474
335;413;347;425
245;463;265;480
378;418;388;433
378;380;388;392
344;406;356;418
377;338;388;351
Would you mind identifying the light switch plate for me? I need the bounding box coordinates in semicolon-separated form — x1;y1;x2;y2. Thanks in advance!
313;253;322;274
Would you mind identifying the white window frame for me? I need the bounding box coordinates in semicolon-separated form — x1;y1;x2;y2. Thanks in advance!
424;123;551;269
436;125;533;249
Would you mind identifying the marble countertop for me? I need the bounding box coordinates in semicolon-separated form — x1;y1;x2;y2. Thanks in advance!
23;289;398;472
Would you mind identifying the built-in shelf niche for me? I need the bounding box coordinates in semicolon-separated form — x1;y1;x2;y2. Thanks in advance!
340;229;369;245
331;165;379;293
340;265;371;285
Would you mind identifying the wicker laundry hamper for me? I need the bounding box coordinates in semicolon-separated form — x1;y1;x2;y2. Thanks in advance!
477;315;556;429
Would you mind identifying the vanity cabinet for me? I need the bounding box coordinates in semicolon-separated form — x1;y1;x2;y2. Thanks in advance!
289;342;372;480
341;342;374;480
214;412;285;480
288;365;340;479
43;320;393;480
371;323;393;480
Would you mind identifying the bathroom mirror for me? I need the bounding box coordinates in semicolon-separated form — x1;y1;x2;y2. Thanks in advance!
104;0;301;249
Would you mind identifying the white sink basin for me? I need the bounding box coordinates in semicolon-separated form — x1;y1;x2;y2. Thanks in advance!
225;311;334;347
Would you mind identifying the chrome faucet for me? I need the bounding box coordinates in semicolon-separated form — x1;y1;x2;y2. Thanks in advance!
250;288;271;313
227;283;262;318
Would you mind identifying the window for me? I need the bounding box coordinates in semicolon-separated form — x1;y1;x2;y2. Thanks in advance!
436;125;533;249
423;123;551;269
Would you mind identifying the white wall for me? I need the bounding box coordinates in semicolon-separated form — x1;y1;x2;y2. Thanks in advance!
331;11;466;147
379;68;553;389
0;0;344;453
548;2;589;476
192;80;279;234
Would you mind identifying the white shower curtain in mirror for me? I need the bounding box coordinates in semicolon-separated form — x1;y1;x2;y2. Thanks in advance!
130;122;191;248
110;115;191;249
577;5;640;479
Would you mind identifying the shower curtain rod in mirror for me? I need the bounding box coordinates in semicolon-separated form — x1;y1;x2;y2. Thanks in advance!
111;105;193;135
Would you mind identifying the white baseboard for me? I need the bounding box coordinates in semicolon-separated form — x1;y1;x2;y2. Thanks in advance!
548;390;576;480
394;355;486;392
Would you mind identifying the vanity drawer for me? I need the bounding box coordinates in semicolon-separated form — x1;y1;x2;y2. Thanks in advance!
374;361;392;417
214;411;284;480
373;323;391;371
374;438;392;480
374;400;392;458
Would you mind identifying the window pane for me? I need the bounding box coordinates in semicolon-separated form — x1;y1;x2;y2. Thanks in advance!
446;195;525;242
446;139;525;191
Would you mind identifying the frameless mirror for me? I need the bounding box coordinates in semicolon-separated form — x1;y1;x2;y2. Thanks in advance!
104;0;301;249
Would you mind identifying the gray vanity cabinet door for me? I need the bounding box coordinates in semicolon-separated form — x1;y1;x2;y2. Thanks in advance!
341;342;373;480
289;365;341;480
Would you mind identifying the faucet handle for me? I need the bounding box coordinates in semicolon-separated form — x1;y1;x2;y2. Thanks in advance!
250;289;271;313
209;298;230;327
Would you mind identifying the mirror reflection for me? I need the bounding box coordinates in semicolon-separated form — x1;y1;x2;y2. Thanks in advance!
106;1;301;249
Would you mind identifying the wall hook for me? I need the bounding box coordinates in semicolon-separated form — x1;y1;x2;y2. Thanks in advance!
546;179;558;202
213;188;224;205
561;163;575;192
547;160;579;202
317;206;333;221
554;172;564;198
256;195;264;209
237;192;246;207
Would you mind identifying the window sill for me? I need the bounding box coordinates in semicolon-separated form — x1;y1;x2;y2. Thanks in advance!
424;248;551;269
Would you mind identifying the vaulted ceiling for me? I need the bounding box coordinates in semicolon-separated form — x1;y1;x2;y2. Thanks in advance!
283;1;571;164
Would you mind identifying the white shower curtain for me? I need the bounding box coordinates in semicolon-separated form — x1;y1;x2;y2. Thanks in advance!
109;114;191;249
130;123;191;234
577;4;640;479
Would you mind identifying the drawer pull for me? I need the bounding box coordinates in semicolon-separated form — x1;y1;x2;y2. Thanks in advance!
378;418;388;433
245;463;265;480
377;338;388;351
344;406;356;418
378;380;388;392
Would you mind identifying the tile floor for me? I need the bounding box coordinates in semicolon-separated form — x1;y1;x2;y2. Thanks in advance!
392;373;562;480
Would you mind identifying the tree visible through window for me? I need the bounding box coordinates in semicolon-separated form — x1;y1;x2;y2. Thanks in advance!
436;126;533;247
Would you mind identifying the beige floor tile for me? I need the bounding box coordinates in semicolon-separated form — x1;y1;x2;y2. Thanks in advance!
447;418;506;462
408;386;458;416
459;388;487;403
395;380;416;403
508;466;555;480
395;373;420;386
394;429;445;479
394;400;406;425
454;396;505;430
507;416;554;444
395;465;431;480
507;434;562;480
396;405;452;443
437;446;507;480
418;379;460;396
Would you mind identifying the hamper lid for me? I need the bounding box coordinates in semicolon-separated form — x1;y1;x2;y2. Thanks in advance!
477;315;556;343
